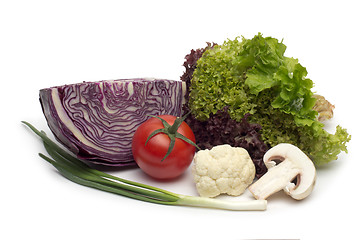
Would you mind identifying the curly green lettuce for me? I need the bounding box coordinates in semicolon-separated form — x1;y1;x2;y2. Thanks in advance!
186;33;350;166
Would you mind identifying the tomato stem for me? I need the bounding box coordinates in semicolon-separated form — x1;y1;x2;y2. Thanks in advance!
145;113;200;162
167;113;188;134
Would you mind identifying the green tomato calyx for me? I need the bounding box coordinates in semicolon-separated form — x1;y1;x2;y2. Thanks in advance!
145;113;200;162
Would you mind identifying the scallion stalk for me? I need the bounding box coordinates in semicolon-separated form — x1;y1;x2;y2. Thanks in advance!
22;121;266;211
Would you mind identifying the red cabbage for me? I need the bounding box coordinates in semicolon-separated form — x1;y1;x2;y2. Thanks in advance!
39;78;186;166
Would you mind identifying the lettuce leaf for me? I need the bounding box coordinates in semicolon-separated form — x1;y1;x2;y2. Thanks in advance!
272;57;318;126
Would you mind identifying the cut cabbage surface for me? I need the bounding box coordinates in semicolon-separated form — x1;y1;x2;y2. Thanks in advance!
40;78;186;166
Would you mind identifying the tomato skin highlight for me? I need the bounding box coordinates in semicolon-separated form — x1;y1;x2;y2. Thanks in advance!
132;115;196;179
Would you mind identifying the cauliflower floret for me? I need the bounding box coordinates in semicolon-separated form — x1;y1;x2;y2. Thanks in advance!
192;144;256;198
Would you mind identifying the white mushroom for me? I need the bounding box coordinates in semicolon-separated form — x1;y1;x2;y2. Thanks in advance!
248;143;316;200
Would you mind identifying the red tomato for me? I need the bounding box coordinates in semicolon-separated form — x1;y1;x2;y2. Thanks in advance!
132;115;196;179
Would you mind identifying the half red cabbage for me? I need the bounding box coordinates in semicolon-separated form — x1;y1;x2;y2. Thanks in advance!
39;78;186;166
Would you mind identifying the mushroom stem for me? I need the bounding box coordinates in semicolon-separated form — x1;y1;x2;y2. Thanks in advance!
249;160;299;200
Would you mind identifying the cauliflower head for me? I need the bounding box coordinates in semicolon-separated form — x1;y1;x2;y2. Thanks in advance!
192;144;256;198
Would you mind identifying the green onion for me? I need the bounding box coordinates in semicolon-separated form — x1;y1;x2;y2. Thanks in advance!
22;121;267;211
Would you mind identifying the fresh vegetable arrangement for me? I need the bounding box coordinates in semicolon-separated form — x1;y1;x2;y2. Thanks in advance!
23;33;351;211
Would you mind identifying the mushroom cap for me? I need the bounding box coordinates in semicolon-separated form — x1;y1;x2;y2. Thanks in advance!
263;143;316;200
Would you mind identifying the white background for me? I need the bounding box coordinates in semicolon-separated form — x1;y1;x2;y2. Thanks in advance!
1;1;359;239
